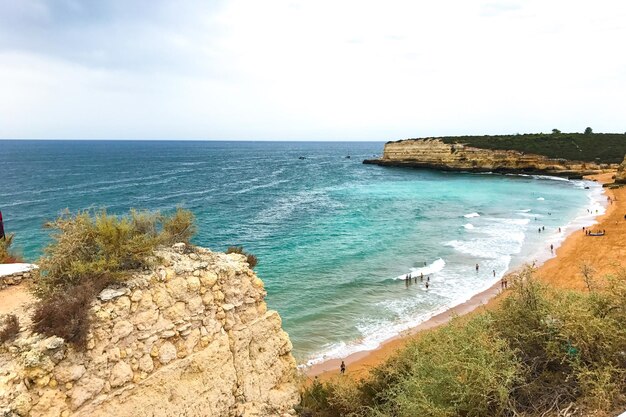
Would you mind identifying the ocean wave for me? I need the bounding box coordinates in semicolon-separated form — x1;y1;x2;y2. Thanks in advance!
463;223;475;230
537;197;545;201
463;212;480;218
394;258;446;280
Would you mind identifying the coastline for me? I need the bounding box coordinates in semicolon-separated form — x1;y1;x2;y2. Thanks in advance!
307;172;623;380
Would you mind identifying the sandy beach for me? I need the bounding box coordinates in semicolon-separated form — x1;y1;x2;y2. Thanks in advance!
308;172;625;381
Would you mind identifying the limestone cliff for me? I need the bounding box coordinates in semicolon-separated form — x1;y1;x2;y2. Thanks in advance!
0;244;299;417
615;155;626;184
364;138;617;178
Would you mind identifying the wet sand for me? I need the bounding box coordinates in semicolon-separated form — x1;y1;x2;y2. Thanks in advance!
307;172;625;381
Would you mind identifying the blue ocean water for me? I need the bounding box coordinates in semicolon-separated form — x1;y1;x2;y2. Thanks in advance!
0;140;605;363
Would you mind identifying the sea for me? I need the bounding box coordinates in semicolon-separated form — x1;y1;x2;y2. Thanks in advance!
0;140;606;365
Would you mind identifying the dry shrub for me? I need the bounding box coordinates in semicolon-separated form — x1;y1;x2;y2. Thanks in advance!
0;314;20;343
32;275;111;348
0;234;22;264
226;246;259;269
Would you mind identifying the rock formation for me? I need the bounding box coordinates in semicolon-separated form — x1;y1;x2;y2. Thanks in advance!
615;155;626;184
364;138;617;178
0;244;299;417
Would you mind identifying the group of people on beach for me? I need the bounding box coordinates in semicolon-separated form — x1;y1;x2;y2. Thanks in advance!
583;226;606;236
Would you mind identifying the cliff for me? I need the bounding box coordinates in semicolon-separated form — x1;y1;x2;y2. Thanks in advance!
364;138;618;178
0;244;299;417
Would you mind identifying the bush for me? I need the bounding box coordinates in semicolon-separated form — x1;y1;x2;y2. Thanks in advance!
0;314;20;343
301;269;626;416
34;208;196;298
226;246;258;269
0;234;21;264
30;207;196;349
32;276;111;348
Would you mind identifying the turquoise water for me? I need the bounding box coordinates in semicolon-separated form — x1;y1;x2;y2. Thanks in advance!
0;140;605;363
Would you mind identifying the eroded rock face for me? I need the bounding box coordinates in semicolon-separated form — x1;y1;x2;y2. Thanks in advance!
615;155;626;184
0;245;299;417
364;138;618;177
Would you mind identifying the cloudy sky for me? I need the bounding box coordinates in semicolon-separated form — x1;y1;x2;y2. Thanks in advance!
0;0;625;140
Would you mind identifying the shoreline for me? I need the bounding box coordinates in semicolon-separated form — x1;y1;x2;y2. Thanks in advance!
306;172;622;380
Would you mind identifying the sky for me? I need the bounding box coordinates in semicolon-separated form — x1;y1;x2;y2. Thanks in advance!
0;0;625;140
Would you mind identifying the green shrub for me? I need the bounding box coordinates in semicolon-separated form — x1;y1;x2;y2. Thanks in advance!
226;246;258;269
34;208;196;298
301;270;626;416
0;314;20;343
30;207;196;348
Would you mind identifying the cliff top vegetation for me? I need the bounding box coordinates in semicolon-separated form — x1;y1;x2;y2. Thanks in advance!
29;207;196;347
390;131;626;164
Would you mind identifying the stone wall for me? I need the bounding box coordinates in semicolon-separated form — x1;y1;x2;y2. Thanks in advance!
363;138;617;177
0;245;299;417
0;265;37;290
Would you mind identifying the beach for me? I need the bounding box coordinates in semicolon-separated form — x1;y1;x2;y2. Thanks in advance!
308;172;625;380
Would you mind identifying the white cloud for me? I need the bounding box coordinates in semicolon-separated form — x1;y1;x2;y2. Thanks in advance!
0;0;625;139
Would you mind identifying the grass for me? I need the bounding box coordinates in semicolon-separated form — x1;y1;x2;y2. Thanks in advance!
391;132;626;164
299;269;626;417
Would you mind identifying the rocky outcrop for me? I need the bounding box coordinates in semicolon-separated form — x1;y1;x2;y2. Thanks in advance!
615;155;626;184
0;245;299;417
364;138;618;178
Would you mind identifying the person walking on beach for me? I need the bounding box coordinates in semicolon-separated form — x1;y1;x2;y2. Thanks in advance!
550;244;554;254
0;211;5;240
493;270;496;278
340;361;346;375
504;278;508;289
501;278;505;289
475;263;479;272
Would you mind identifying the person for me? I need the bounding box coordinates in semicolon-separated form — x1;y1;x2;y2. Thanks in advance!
558;227;561;233
0;210;5;240
427;276;430;282
538;228;541;233
542;226;545;231
504;278;508;289
550;244;554;253
475;263;479;272
420;272;423;282
425;281;430;289
493;269;496;277
340;361;346;375
500;278;505;289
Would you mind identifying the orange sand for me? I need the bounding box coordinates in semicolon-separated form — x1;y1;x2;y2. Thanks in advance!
307;172;625;381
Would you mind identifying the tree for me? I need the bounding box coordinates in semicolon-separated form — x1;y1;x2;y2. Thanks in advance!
552;129;561;134
584;127;593;135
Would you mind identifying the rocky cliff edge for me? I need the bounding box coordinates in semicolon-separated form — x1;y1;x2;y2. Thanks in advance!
364;138;618;178
0;244;299;417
